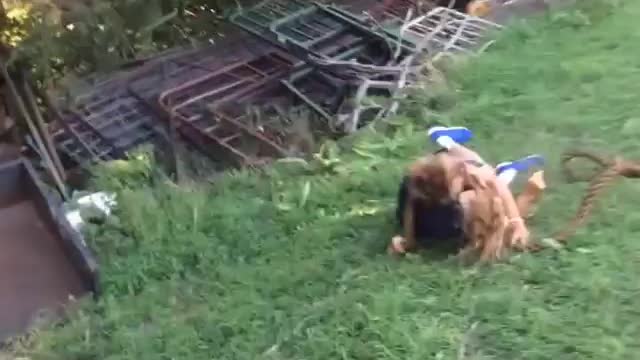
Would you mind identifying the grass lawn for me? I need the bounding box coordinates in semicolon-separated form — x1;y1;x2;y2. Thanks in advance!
14;1;640;359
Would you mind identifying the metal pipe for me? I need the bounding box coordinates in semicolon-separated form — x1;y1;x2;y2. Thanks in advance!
0;62;68;199
21;78;67;180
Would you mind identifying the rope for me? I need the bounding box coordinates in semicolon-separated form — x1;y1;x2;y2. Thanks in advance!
530;150;640;251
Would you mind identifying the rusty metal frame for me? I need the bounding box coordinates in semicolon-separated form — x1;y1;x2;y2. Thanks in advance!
52;36;295;168
203;80;339;161
175;108;291;167
154;50;299;165
158;63;353;165
158;52;294;116
126;34;290;101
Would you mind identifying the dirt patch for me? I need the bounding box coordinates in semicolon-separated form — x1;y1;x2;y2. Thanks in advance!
0;198;86;340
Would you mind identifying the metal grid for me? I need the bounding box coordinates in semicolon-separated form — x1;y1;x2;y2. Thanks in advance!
229;0;309;38
230;1;395;64
155;51;298;165
393;7;503;54
53;84;157;167
52;35;293;168
205;81;339;161
127;33;288;102
51;114;119;168
158;52;295;122
65;95;156;148
280;68;351;131
161;65;352;164
174;109;291;166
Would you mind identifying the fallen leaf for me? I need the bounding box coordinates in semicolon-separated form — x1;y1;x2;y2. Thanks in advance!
541;238;564;250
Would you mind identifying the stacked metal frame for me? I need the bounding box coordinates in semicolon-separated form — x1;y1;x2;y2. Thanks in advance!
156;50;299;166
49;1;506;171
227;0;411;137
52;34;288;168
50;1;422;169
228;0;309;43
279;67;353;132
229;0;398;65
382;6;503;55
126;32;286;104
51;79;158;168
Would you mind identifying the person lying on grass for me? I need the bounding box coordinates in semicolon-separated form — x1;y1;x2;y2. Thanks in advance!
390;126;546;260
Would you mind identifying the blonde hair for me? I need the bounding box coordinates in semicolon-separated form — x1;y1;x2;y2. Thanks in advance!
407;155;451;204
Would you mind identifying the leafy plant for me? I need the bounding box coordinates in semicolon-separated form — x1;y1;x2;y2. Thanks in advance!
7;0;228;84
90;145;156;192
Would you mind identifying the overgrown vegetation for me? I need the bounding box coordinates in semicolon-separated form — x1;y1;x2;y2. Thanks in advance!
8;1;640;359
2;0;238;83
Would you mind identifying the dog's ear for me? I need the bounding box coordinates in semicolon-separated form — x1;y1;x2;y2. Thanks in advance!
444;162;464;197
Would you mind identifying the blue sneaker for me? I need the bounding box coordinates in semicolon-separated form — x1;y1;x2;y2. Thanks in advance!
496;154;545;175
427;126;473;145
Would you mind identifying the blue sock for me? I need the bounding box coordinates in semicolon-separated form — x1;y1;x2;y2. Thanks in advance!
496;154;545;175
427;126;473;148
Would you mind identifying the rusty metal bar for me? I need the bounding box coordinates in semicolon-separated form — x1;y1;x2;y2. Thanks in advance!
280;79;334;124
151;48;298;165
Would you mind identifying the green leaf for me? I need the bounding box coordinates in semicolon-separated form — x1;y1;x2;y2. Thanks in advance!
299;181;311;208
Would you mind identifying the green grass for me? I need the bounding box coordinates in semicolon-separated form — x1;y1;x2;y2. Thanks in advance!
15;2;640;359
